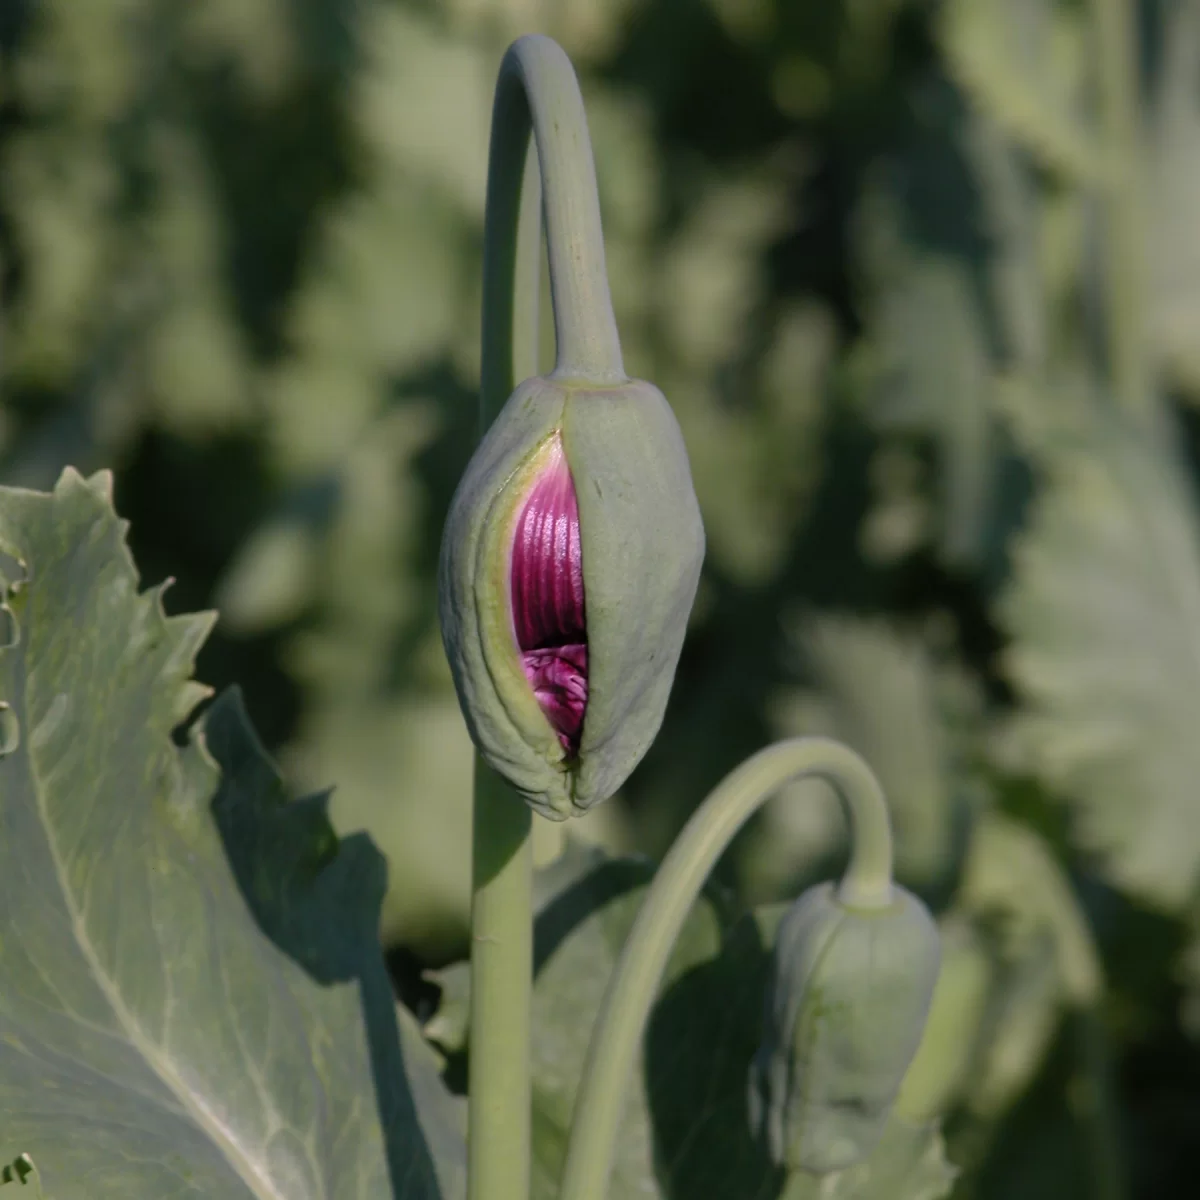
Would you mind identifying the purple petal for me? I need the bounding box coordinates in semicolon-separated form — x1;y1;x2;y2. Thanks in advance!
511;435;587;754
521;644;588;753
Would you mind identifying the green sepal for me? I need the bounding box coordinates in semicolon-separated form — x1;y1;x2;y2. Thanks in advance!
748;882;940;1174
563;375;704;806
439;375;567;808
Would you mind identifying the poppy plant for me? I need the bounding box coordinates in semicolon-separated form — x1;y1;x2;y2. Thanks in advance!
440;34;936;1200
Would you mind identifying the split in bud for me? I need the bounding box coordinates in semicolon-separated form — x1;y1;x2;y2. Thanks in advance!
748;882;940;1174
510;435;588;755
438;372;705;819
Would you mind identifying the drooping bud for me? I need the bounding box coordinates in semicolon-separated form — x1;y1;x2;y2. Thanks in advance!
438;372;704;820
747;882;940;1174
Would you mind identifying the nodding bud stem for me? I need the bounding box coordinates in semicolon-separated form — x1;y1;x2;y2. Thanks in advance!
511;435;588;755
440;33;703;820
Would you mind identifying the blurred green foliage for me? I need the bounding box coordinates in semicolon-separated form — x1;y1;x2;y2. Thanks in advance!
4;0;1200;1195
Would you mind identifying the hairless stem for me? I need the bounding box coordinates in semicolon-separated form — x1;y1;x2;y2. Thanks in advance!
469;32;624;1200
481;33;624;421
557;738;895;1200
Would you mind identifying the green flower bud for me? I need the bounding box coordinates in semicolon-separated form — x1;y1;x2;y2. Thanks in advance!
438;371;704;820
748;881;940;1174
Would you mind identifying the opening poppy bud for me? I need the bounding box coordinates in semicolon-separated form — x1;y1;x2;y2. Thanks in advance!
747;882;940;1174
438;372;704;819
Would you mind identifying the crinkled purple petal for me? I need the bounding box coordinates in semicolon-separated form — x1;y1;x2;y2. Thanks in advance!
521;644;588;753
511;435;587;754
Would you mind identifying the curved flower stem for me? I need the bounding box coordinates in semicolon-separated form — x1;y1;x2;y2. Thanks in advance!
558;738;895;1200
481;33;624;396
511;137;543;397
465;43;547;1200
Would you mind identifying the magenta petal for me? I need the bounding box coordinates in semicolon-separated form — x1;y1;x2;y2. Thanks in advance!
511;436;587;755
521;644;588;752
511;437;585;651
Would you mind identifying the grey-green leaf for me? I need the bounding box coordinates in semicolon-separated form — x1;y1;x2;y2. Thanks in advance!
853;111;1035;576
999;406;1200;909
0;469;465;1199
938;0;1106;183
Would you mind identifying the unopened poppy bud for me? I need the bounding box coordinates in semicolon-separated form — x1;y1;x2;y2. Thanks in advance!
748;882;940;1174
438;372;704;820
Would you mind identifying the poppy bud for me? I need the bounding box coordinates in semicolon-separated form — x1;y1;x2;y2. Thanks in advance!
748;882;940;1173
438;372;704;820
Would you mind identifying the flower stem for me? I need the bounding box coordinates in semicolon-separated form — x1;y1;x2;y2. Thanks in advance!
1091;0;1148;417
467;756;533;1200
481;34;624;392
558;738;895;1200
466;38;548;1200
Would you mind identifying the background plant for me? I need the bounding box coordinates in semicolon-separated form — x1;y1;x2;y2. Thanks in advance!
2;0;1199;1197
